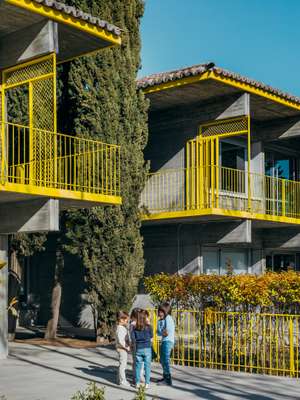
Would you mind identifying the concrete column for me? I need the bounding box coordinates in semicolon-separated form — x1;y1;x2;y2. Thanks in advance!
251;141;265;213
251;141;264;175
0;235;8;359
252;248;264;275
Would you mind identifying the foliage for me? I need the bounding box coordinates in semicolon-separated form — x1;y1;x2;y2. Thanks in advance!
70;383;157;400
134;386;146;400
144;271;300;313
7;297;18;317
10;233;46;258
59;0;148;338
71;383;105;400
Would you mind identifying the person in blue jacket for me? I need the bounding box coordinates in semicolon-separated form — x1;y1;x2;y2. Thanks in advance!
131;310;153;389
157;302;175;385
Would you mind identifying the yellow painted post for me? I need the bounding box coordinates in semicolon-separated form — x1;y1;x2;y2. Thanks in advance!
247;115;251;212
1;81;6;184
152;310;158;356
203;311;207;368
211;138;215;207
191;140;195;209
205;139;209;207
29;81;33;184
289;318;295;377
53;53;58;188
186;142;190;210
199;137;204;209
215;137;219;208
196;137;199;209
282;179;286;217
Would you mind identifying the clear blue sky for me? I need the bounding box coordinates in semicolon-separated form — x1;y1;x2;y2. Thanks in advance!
140;0;300;96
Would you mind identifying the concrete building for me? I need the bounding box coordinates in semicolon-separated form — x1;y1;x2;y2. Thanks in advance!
23;63;300;337
0;0;122;357
138;63;300;276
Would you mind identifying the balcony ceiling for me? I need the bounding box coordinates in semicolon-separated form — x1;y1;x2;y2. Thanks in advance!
139;63;300;122
145;79;300;122
0;0;121;64
0;188;120;210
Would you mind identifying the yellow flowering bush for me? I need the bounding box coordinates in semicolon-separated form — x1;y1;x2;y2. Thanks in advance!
144;271;300;313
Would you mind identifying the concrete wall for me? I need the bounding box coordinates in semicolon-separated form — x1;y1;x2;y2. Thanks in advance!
142;221;264;277
0;21;58;69
0;199;59;234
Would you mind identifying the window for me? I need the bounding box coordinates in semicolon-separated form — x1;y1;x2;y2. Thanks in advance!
220;250;248;275
221;142;246;171
203;249;219;275
266;253;299;272
203;247;248;275
265;151;298;181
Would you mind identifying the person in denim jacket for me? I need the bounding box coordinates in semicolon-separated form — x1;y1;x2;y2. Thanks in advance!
131;310;153;389
157;303;175;385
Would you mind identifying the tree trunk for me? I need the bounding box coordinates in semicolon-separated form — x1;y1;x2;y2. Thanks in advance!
45;282;62;339
45;246;63;339
8;248;22;340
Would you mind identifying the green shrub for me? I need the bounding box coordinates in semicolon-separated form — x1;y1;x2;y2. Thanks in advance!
134;386;146;400
71;383;105;400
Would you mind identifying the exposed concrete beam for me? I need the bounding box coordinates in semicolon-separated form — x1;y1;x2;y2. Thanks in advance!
217;93;249;120
252;116;300;142
261;228;300;249
214;220;251;244
0;20;58;68
0;198;59;234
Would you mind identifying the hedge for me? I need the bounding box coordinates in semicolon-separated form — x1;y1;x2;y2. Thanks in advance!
144;272;300;313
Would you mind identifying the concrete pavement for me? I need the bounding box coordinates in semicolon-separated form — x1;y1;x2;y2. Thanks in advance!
1;342;300;400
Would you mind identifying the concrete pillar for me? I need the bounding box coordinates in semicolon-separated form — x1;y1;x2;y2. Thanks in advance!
251;141;264;175
252;248;264;275
0;235;8;359
251;141;265;213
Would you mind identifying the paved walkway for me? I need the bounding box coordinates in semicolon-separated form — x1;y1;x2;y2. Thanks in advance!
1;343;300;400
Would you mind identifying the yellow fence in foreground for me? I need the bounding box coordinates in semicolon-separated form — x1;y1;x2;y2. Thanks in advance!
1;121;121;197
150;310;300;377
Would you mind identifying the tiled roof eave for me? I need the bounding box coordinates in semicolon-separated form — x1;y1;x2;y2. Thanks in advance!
137;63;300;106
32;0;121;36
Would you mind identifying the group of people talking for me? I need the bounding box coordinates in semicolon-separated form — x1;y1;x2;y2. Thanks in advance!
115;302;175;389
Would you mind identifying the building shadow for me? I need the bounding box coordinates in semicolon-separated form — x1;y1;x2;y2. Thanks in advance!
76;365;118;385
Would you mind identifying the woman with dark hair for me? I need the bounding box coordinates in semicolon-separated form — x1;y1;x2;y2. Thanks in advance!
131;310;153;389
157;302;175;385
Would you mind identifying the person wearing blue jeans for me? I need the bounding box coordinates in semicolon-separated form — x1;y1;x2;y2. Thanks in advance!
157;303;175;385
131;310;153;389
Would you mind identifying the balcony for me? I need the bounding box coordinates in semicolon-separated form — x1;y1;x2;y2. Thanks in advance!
0;121;121;207
140;166;300;225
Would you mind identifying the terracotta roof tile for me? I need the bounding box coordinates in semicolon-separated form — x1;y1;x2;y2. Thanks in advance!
137;62;300;105
32;0;121;36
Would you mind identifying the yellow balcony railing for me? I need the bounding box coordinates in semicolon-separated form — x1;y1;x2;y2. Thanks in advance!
140;166;300;223
0;121;121;203
149;309;300;377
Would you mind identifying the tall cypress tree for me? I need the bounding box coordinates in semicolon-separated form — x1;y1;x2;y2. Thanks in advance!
55;0;148;338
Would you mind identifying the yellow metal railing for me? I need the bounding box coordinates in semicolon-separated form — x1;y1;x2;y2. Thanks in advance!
141;165;300;220
1;121;121;197
150;309;300;377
